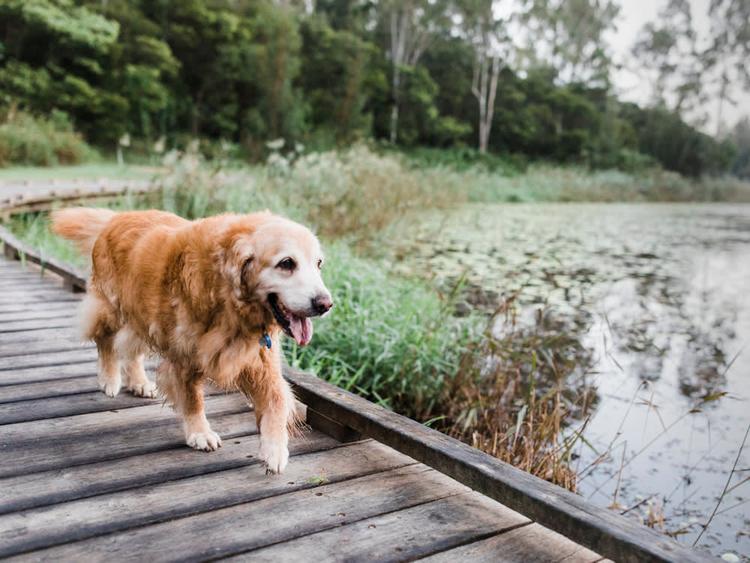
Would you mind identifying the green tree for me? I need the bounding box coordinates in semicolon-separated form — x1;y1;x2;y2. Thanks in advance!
380;0;451;144
0;0;123;141
298;15;377;143
522;0;620;87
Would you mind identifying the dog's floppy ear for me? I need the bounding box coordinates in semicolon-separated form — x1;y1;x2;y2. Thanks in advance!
220;234;257;298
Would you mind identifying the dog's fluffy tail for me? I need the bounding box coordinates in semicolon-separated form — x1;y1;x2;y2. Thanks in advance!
51;207;117;257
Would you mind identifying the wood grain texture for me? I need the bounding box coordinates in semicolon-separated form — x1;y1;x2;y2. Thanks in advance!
418;522;604;563
0;395;252;477
0;299;80;313
7;464;457;562
0;348;95;370
0;376;98;403
284;367;710;563
0;308;75;323
235;492;530;563
0;437;392;556
0;290;83;304
0;388;161;423
0;299;81;316
0;339;93;359
0;316;76;332
0;226;87;291
0;361;98;386
0;431;339;514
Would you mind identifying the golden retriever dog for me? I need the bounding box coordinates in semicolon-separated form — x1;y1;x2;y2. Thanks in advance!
51;207;332;473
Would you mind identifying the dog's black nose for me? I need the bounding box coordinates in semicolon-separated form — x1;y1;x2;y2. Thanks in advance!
311;294;333;315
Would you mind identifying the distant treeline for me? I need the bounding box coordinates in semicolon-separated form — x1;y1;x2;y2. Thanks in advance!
0;1;745;177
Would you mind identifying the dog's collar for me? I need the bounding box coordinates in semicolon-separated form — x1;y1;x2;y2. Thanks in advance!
260;332;272;349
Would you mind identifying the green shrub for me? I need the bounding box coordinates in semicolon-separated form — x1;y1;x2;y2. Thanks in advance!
155;144;468;245
284;242;479;418
400;145;526;174
0;110;96;167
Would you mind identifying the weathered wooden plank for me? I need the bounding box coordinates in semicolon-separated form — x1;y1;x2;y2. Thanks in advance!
236;492;530;563
0;361;97;386
0;440;413;557
0;359;158;388
0;308;75;323
0;226;87;292
0;270;62;283
6;464;458;562
0;290;82;304
0;348;94;370
284;368;709;563
0;316;76;332
0;299;81;316
418;522;603;563
0;339;92;359
0;267;54;275
0;327;83;347
0;281;62;293
0;430;338;514
0;409;254;479
0;393;246;447
0;389;161;424
0;376;95;403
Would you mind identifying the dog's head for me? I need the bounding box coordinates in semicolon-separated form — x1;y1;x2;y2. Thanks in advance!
223;213;332;346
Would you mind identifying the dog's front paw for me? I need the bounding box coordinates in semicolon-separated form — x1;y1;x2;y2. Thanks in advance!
186;430;222;452
99;379;121;398
129;380;158;398
259;438;289;474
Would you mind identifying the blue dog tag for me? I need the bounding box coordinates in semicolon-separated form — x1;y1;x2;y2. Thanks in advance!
260;333;272;349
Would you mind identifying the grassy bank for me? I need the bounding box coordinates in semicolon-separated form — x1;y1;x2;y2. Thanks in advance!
0;163;161;182
6;144;596;490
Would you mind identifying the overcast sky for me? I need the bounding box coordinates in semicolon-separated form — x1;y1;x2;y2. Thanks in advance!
609;0;749;135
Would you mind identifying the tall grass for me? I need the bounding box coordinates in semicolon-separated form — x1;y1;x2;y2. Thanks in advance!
152;144;466;247
285;243;479;418
465;164;750;203
0;111;97;167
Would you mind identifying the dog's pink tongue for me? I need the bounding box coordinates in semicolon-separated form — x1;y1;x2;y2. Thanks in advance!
289;316;313;346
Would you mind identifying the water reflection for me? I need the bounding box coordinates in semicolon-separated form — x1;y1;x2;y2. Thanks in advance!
393;203;750;557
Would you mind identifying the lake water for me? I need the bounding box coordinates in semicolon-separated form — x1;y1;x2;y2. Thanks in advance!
394;203;750;558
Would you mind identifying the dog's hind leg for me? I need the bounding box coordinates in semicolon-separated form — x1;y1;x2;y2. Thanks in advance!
159;362;221;452
95;333;121;397
123;354;157;398
80;292;122;397
115;327;157;398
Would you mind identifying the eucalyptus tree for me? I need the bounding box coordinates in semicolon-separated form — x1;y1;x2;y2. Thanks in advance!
632;0;707;122
730;116;750;178
521;0;620;87
705;0;750;135
381;0;451;144
459;0;515;153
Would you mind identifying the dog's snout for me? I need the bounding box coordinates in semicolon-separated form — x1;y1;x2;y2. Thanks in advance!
311;294;333;315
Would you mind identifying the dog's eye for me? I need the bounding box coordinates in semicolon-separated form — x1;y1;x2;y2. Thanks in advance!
276;258;296;271
317;259;323;270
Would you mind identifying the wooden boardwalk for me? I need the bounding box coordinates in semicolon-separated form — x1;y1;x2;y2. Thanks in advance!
0;254;608;562
0;178;153;220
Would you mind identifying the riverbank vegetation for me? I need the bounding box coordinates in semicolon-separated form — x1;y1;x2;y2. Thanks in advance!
7;146;600;490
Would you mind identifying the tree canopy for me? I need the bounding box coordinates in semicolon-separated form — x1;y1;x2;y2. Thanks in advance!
0;0;745;177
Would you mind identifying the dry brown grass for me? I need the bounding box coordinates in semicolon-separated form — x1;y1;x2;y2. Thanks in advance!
435;298;596;491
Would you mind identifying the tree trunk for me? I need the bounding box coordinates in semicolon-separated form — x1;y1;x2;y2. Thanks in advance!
473;52;500;154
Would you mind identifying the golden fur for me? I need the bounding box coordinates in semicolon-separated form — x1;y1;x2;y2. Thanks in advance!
52;207;332;473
